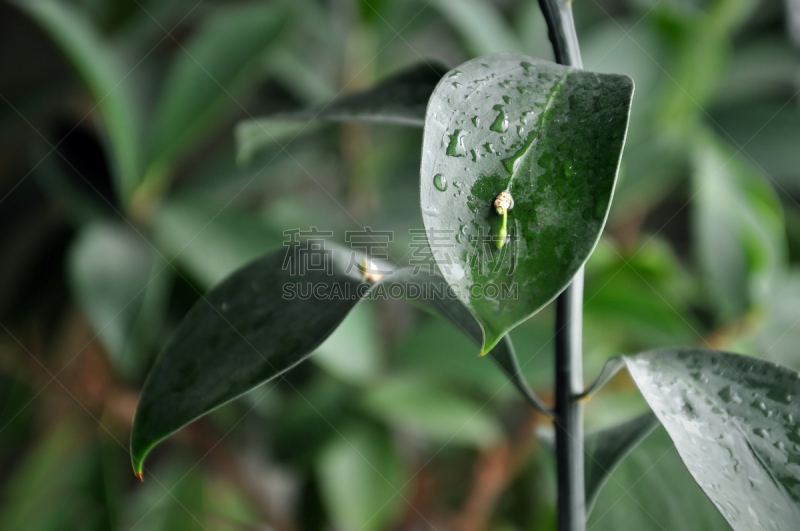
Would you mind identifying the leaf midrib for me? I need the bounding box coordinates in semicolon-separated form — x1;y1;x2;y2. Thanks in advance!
504;70;572;195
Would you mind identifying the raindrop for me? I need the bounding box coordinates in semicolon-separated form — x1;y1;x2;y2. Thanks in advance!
433;173;448;191
446;129;468;157
490;105;509;133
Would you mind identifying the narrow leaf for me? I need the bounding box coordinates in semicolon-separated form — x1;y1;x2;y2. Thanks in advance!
317;424;405;531
584;412;660;514
68;222;169;378
146;2;286;171
624;348;800;530
14;0;143;203
588;426;731;531
579;357;625;400
693;134;785;319
421;53;633;352
235;61;448;163
432;0;525;55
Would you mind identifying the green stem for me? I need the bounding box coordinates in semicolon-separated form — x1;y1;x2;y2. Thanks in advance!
537;1;586;530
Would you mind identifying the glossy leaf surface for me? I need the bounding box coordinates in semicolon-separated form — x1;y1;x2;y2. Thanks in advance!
131;250;547;475
131;246;367;476
420;53;633;352
624;348;800;530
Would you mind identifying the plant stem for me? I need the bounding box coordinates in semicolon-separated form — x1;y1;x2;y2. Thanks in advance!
537;0;586;530
554;271;585;531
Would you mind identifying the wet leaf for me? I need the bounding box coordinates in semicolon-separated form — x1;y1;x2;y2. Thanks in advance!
420;53;633;352
624;348;800;531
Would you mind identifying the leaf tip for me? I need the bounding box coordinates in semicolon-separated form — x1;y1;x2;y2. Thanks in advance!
134;470;144;482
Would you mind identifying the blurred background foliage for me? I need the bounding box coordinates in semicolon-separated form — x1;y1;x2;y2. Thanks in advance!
0;0;798;529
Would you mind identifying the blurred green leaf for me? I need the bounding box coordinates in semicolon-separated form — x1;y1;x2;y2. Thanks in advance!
362;376;503;449
588;426;732;531
432;0;524;55
584;238;699;351
421;54;633;352
0;421;91;531
235;120;322;167
584;412;660;515
120;458;208;531
710;103;800;194
317;424;405;531
146;2;286;172
131;245;370;476
235;61;448;164
752;268;800;369
313;301;381;385
655;0;756;130
14;0;144;203
151;196;284;288
693;135;785;319
0;376;34;448
714;38;800;106
68;221;169;378
625;348;800;530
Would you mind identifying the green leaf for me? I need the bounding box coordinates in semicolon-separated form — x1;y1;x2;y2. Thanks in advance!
68;221;169;378
235;61;448;164
151;196;284;288
130;245;370;476
432;0;524;55
146;2;286;172
14;0;143;203
693;135;785;319
361;376;503;449
131;254;542;475
0;421;90;531
388;269;551;414
623;348;800;530
316;424;405;531
421;53;633;352
584;238;699;351
584;412;660;514
313;301;381;385
588;426;731;531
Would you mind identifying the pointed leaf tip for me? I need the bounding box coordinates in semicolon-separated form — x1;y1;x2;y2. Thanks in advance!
135;470;143;481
